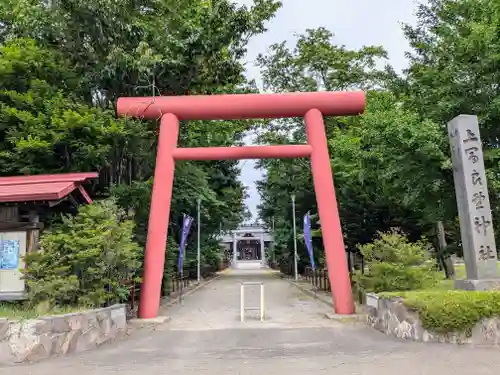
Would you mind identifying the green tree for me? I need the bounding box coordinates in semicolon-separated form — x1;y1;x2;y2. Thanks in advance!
1;0;281;105
256;25;461;277
0;0;283;289
0;37;151;185
23;199;141;308
329;91;458;275
255;28;408;273
386;0;500;259
353;229;439;293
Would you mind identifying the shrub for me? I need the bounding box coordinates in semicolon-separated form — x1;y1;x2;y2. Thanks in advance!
380;290;500;335
24;199;142;309
353;228;439;293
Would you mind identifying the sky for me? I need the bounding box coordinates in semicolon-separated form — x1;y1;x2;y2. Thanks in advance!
234;0;419;222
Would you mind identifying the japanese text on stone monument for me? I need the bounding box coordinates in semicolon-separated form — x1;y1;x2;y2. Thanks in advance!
448;115;498;280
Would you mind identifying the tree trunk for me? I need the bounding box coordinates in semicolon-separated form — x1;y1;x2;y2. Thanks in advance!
437;220;455;279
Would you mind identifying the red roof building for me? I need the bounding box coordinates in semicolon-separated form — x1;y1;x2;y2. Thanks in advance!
0;172;98;301
0;172;97;204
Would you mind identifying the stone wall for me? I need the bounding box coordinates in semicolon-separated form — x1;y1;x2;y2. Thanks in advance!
0;304;127;364
365;293;500;346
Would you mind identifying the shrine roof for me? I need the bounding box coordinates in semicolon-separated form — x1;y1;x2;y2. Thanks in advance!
0;172;98;203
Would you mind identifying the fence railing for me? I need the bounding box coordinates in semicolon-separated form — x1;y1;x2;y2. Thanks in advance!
170;275;191;295
303;267;331;292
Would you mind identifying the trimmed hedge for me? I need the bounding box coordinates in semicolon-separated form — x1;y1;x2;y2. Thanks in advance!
380;290;500;335
353;229;440;294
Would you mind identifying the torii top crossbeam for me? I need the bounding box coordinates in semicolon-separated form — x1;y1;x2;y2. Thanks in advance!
116;91;365;120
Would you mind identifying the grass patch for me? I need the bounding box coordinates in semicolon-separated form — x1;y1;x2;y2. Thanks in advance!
434;262;500;290
453;262;500;279
437;279;454;290
379;289;500;335
0;302;91;320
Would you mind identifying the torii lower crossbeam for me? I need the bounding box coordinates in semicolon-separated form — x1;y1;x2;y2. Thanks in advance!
116;91;365;319
173;145;312;160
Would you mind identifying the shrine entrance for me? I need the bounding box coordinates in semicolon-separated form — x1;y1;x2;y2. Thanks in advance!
237;234;261;261
116;91;365;319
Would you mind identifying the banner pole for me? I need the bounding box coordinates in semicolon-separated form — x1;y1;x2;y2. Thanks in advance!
197;198;201;283
180;269;183;305
292;194;298;281
177;214;194;307
314;274;317;300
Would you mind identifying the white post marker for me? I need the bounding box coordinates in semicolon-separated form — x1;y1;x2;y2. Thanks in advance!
240;282;265;322
240;283;245;322
260;283;265;321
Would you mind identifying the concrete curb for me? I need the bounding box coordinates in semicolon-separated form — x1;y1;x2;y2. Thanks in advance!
128;315;172;328
290;280;334;307
324;312;365;323
289;279;365;321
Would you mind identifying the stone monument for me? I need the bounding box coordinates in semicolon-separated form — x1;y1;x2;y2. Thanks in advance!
448;114;499;290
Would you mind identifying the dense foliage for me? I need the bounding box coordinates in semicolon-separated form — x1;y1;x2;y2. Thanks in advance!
0;0;282;303
256;0;500;277
23;200;141;308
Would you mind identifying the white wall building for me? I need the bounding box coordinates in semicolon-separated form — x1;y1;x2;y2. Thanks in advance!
219;224;273;269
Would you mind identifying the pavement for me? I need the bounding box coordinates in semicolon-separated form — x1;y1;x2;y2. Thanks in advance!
4;268;500;375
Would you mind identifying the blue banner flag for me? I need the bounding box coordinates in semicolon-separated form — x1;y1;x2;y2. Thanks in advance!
178;214;194;274
303;211;315;270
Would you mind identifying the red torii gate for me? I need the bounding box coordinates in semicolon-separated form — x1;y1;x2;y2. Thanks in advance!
117;91;365;319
